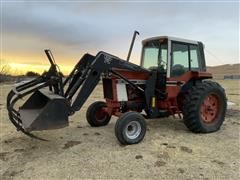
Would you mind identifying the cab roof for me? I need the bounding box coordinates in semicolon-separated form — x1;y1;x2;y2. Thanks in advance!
142;36;200;45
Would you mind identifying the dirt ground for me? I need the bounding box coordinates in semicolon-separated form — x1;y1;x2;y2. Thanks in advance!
0;80;239;180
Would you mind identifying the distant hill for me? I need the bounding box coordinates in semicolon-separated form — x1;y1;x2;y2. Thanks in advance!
207;64;240;79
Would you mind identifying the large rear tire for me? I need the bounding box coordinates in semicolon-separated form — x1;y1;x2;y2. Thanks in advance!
183;81;227;133
115;112;146;145
86;101;111;127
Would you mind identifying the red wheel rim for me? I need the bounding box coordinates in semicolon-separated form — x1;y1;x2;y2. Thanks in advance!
200;94;220;123
95;108;107;122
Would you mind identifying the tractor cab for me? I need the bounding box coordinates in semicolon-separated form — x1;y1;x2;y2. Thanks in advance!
140;36;206;78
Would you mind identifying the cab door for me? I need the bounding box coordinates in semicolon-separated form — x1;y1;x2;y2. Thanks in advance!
170;41;201;78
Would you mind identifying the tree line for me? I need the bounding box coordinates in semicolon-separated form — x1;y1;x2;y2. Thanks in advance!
25;71;64;77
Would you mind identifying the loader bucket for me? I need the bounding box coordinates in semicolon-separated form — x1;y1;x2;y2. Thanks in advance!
18;89;69;132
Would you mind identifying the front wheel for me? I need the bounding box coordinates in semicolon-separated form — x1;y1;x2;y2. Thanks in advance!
115;112;146;145
86;101;111;127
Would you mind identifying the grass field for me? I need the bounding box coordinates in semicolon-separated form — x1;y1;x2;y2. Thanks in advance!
0;80;239;179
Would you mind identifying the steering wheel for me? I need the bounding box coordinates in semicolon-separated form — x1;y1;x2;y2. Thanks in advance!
171;64;186;77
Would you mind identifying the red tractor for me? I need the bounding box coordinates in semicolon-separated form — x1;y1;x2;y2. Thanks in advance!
7;32;227;144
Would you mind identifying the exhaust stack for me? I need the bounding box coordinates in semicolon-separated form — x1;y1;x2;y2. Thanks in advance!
127;30;139;62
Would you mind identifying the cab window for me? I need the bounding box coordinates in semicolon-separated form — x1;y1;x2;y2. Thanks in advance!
171;42;201;77
171;43;189;77
142;46;159;69
142;40;167;71
190;45;200;71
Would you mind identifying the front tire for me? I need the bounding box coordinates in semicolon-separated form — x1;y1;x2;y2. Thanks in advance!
86;101;111;127
115;112;146;145
183;81;227;133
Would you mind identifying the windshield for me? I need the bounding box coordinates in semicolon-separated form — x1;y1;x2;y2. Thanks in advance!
142;40;167;71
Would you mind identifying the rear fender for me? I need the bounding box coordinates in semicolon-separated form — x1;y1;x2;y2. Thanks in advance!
165;71;212;109
175;71;212;110
168;71;212;83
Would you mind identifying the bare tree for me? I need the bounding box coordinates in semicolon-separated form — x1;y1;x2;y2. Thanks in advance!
0;64;11;75
0;64;11;82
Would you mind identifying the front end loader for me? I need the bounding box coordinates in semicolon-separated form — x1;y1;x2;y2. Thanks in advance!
7;32;227;144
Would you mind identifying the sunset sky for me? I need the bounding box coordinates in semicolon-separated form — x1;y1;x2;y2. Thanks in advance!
1;1;239;75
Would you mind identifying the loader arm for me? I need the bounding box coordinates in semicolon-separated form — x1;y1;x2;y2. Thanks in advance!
67;51;148;113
